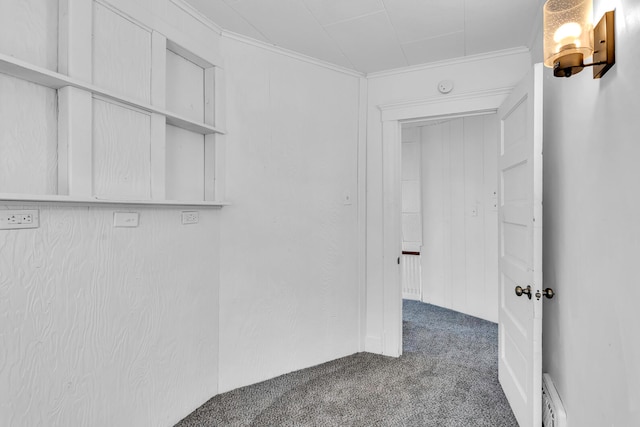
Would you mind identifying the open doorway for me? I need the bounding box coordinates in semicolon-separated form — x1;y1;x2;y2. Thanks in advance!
377;88;511;357
400;114;500;323
380;66;543;425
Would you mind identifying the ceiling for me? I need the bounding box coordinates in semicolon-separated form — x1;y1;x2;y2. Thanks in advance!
185;0;543;74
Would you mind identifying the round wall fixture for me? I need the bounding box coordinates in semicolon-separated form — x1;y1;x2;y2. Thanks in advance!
437;80;454;94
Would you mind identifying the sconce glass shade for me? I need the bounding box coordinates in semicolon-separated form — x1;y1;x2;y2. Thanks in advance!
543;0;593;72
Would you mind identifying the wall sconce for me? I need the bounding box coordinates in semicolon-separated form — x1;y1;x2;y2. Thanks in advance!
543;0;615;78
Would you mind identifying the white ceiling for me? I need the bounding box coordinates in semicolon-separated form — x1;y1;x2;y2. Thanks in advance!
185;0;543;74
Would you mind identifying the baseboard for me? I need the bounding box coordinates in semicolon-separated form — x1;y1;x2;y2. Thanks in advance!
364;335;383;354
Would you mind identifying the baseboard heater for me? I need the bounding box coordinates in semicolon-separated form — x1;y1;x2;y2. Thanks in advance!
542;373;567;427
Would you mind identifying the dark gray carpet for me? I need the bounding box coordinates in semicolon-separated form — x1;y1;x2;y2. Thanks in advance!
175;300;518;426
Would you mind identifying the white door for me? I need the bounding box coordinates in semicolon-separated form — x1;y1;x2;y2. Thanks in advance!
497;63;543;427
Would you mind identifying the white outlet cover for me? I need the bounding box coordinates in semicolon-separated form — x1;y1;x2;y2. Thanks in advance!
0;209;39;230
181;211;199;225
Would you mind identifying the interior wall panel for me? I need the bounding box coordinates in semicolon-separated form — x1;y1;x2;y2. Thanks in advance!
448;119;466;311
0;205;220;427
0;75;58;195
542;1;640;423
166;50;205;122
1;1;225;426
92;99;151;200
0;0;58;70
92;1;152;102
418;114;499;322
165;124;205;201
219;36;361;393
463;116;491;317
421;121;448;309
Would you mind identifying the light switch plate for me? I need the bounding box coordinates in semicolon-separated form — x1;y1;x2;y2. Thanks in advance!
343;191;353;205
113;212;139;227
0;209;40;230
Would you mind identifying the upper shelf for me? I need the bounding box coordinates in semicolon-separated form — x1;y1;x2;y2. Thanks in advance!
0;193;229;208
0;52;226;136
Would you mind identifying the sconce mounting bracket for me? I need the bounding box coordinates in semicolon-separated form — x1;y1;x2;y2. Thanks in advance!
592;10;615;79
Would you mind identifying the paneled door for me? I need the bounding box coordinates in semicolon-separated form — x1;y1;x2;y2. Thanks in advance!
497;63;543;427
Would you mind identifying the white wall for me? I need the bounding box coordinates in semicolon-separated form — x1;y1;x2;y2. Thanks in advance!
401;126;423;254
540;0;640;425
0;206;220;427
400;127;423;301
0;1;222;426
218;35;363;392
365;50;531;353
418;115;499;322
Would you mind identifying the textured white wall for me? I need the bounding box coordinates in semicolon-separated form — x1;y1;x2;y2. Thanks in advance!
218;35;362;393
0;1;223;426
0;0;58;70
365;50;531;353
0;205;220;427
540;0;640;425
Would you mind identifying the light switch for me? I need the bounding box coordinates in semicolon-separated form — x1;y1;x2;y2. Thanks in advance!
113;212;139;227
343;191;353;205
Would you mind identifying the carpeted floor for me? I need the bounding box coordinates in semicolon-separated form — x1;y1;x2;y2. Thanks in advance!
175;300;519;426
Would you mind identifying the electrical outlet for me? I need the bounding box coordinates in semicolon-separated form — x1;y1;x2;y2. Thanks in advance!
181;211;199;225
0;209;39;230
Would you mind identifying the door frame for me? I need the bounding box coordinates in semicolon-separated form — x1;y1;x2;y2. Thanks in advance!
378;87;514;357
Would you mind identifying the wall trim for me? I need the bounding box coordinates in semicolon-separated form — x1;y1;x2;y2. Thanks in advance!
221;30;365;78
365;335;382;354
170;0;363;77
357;77;368;351
169;0;224;35
527;0;546;51
378;87;513;122
168;2;532;81
168;1;533;81
367;47;530;79
377;86;515;357
97;0;153;33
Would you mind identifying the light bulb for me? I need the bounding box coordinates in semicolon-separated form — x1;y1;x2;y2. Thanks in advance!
553;22;582;44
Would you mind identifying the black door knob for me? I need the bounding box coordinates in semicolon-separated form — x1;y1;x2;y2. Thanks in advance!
515;285;532;300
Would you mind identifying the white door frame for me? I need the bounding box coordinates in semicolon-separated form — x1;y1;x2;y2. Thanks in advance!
378;87;514;357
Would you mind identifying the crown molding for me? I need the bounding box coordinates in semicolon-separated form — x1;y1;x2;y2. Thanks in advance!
367;47;531;79
527;0;545;52
169;0;224;35
221;30;365;78
168;1;532;81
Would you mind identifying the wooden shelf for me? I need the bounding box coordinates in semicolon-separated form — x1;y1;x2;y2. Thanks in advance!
0;193;229;208
0;52;225;135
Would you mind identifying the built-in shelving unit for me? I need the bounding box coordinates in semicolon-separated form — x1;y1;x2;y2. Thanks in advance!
0;0;227;207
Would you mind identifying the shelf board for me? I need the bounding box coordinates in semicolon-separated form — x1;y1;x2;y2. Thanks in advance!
165;112;221;135
0;52;226;135
0;193;229;208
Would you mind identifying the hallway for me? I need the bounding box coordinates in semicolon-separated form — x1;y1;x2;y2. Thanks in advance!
176;301;517;426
